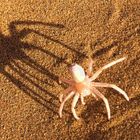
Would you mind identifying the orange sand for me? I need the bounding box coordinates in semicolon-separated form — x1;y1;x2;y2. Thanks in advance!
0;0;140;139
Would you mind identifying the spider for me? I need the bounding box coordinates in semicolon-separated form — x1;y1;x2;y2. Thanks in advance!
59;57;129;120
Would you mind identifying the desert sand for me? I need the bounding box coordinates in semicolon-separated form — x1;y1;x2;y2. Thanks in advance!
0;0;140;139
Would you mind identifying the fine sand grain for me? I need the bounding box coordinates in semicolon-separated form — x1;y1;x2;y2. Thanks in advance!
0;0;140;139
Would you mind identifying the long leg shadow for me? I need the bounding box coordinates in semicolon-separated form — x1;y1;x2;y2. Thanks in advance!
0;20;86;114
1;70;59;114
9;20;87;60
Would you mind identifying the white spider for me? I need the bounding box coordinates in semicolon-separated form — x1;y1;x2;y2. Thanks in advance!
59;57;129;120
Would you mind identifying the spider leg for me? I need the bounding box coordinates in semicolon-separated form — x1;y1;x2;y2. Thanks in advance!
90;87;98;100
90;57;126;81
71;93;80;120
92;82;129;101
59;91;75;118
80;95;85;105
91;92;98;100
59;87;73;102
59;94;63;103
59;77;74;85
87;57;94;76
92;87;111;120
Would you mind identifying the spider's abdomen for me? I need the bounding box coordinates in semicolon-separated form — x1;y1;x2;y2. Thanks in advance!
70;64;86;83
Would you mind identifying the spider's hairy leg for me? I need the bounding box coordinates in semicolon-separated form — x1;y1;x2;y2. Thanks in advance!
59;87;73;102
59;91;75;118
87;57;94;76
72;93;80;120
90;57;126;81
92;87;111;120
92;82;129;101
80;95;85;105
59;77;74;85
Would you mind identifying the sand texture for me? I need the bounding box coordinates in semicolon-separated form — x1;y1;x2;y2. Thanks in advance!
0;0;140;140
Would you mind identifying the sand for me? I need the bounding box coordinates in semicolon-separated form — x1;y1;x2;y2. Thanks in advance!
0;0;140;139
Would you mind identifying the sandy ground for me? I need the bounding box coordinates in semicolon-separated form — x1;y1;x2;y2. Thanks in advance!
0;0;140;139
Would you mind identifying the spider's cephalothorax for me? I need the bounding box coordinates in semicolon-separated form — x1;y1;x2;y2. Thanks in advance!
59;57;129;120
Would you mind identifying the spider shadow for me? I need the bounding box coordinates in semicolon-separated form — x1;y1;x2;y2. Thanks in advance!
0;20;86;115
